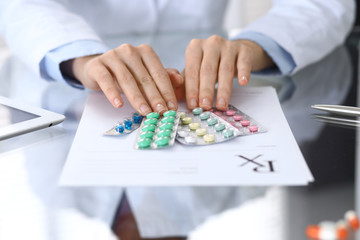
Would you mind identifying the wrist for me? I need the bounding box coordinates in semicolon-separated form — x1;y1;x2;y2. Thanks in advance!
60;55;98;82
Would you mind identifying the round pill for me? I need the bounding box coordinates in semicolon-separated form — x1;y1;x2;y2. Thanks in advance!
146;112;160;119
177;130;189;138
185;136;197;144
155;136;170;147
161;116;175;124
223;129;234;138
163;110;177;117
189;122;201;131
137;138;152;149
214;111;222;116
139;131;154;139
132;113;143;124
182;117;192;125
215;123;225;132
179;112;186;119
233;115;243;121
141;124;156;132
144;118;158;125
192;107;203;115
199;112;210;120
203;134;215;143
196;128;207;136
226;110;236;116
115;124;125;133
124;119;133;130
159;123;174;130
241;120;250;127
249;125;258;132
157;129;172;137
207;118;218;126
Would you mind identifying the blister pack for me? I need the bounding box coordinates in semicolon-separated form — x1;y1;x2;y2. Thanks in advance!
176;107;240;145
104;112;143;136
135;110;181;149
212;104;267;134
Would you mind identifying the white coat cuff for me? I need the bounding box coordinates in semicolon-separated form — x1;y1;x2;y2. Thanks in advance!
231;31;296;75
40;40;109;88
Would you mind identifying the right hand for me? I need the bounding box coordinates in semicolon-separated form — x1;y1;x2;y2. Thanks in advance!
61;44;183;115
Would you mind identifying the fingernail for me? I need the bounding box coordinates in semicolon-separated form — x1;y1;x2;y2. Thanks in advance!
201;98;211;109
189;99;197;109
139;104;151;115
156;103;167;114
217;98;226;108
167;101;176;110
239;76;249;86
114;98;122;108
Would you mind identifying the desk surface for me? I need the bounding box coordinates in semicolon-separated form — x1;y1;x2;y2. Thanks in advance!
0;31;359;240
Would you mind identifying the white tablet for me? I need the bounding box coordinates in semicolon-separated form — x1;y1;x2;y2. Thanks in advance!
0;96;65;140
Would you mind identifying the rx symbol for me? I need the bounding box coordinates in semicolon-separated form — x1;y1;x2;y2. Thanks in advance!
236;154;276;173
238;154;264;167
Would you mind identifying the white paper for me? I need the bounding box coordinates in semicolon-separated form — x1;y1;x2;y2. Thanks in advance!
59;87;313;186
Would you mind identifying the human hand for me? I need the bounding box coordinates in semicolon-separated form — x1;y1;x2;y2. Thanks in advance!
62;44;183;115
184;35;274;111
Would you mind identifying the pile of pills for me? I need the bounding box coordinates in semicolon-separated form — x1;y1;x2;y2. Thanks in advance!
176;107;240;145
135;110;180;149
104;113;143;136
306;210;359;240
211;104;266;135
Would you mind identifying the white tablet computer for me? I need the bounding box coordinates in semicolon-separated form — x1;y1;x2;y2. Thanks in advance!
0;96;65;140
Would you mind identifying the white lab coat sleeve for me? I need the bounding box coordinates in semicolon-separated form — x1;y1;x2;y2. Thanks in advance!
241;0;356;73
0;0;103;77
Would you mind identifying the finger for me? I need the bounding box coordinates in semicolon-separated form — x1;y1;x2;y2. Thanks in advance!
175;69;185;101
166;68;183;88
216;45;237;110
139;45;178;111
185;39;203;109
100;51;152;115
199;42;221;110
175;84;185;101
116;44;168;114
236;45;252;86
89;64;124;108
166;68;185;100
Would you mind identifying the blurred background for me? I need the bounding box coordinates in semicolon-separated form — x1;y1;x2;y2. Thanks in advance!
0;0;359;69
0;0;272;64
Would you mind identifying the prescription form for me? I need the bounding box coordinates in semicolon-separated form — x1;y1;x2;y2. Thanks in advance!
59;86;313;186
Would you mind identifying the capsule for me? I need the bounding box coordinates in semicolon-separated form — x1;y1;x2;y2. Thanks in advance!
345;210;359;230
306;221;348;240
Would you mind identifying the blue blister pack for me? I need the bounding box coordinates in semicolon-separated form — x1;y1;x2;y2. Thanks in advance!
104;112;143;136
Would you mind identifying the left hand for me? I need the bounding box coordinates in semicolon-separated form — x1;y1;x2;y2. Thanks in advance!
184;35;275;111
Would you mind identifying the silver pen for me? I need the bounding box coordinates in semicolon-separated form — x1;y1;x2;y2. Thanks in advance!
311;104;360;117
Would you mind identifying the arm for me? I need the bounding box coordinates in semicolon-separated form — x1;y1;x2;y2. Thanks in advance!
184;0;355;111
0;0;181;114
0;0;102;76
240;0;356;73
